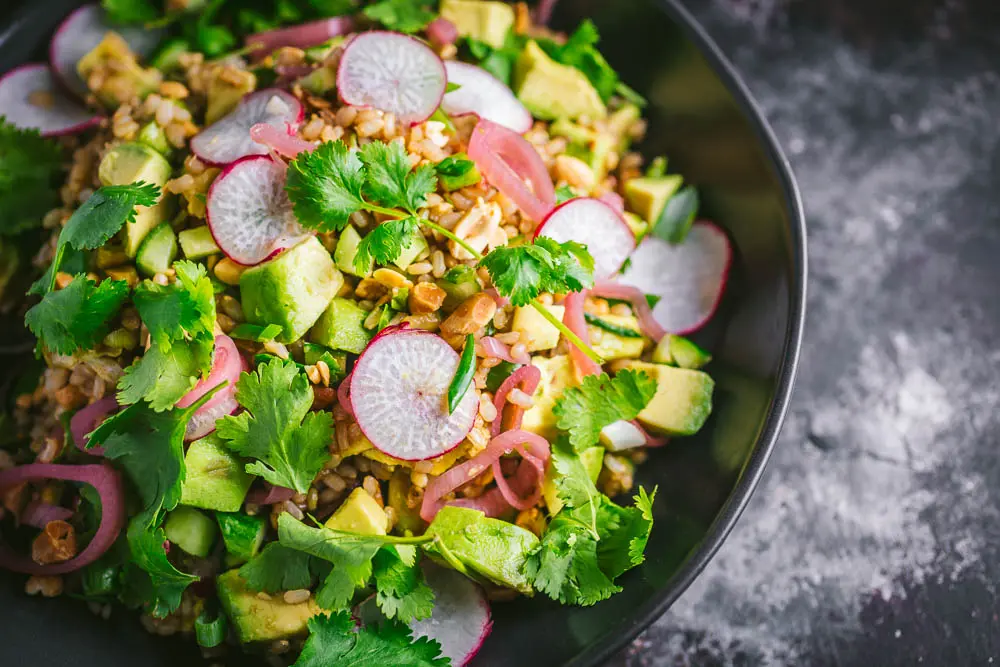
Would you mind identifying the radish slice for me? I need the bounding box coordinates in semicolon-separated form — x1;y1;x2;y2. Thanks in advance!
441;61;532;133
191;89;304;166
535;197;635;279
618;222;732;334
411;565;492;666
206;155;308;265
0;64;100;136
337;31;447;126
176;334;243;409
184;390;239;442
50;4;164;98
350;330;478;461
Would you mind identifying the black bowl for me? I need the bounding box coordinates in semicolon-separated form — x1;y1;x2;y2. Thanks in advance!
0;1;806;665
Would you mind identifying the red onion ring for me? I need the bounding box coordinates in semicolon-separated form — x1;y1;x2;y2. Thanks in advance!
591;280;667;343
20;501;73;529
0;463;125;575
250;122;316;160
490;364;541;438
490;440;547;510
562;290;603;379
246;16;356;58
468;118;554;223
245;482;296;505
69;396;118;456
426;17;458;46
478;336;530;365
337;372;355;419
484;287;510;308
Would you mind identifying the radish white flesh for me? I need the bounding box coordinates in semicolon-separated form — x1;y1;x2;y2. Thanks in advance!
535;197;636;279
206;156;307;266
442;61;532;133
618;222;732;334
350;330;478;461
50;4;164;98
191;89;303;165
337;32;446;126
0;64;100;136
184;390;239;441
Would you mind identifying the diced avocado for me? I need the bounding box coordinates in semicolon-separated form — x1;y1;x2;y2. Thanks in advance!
511;303;565;352
652;334;713;370
310;297;373;355
599;420;647;452
624;175;684;227
620;361;714;436
180;434;255;512
216;512;267;563
551;118;597;145
520;354;574;440
298;65;336;96
136;121;171;156
439;0;515;48
425;506;539;594
388;468;425;535
304;37;346;62
436;265;481;311
324;487;387;535
588;133;615;181
607;103;642;152
623;211;648;241
178;225;221;260
436;154;482;192
392;228;429;271
206;67;256;125
217;569;321;643
587;314;646;361
135;223;178;277
333;225;371;277
542;446;604;515
164;506;217;558
98;142;174;257
240;237;342;344
77;33;162;107
514;40;606;121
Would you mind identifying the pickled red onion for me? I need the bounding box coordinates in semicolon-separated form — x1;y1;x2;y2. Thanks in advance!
250;122;316;160
490;365;541;438
21;501;73;529
562;291;603;379
591;280;667;342
70;396;118;456
246;17;355;58
246;483;296;505
478;336;530;365
598;191;625;215
337;372;355;418
630;419;669;448
467;119;554;223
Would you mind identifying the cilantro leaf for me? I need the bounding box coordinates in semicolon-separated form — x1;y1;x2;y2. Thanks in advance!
359;141;437;214
117;343;215;411
552;370;657;451
61;182;160;250
354;218;420;272
372;546;434;623
0;118;64;237
540;21;620;102
362;0;436;34
102;0;161;24
295;611;449;667
527;513;621;606
554;184;577;205
239;542;330;593
286;140;366;232
216;358;333;493
479;238;595;306
550;438;601;530
595;487;656;579
24;276;129;355
126;512;199;617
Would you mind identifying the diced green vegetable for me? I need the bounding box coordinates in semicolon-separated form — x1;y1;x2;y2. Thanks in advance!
180;434;255;512
652;185;700;245
229;323;284;342
334;225;371;277
485;360;520;393
448;334;476;414
164;506;217;558
216;512;268;563
310;297;372;355
303;343;347;383
652;335;713;370
178;226;221;260
436;154;482;191
136;122;171;156
584;313;644;338
195;608;228;648
437;265;481;311
135;222;178;277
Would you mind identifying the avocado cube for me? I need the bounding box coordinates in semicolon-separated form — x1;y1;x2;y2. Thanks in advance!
621;361;714;436
217;570;321;643
216;512;267;563
334;225;371;277
511;303;565;352
324;487;387;535
439;0;515;48
136;121;171;156
392;228;429;271
98;142;174;257
180;434;254;512
135;223;178;277
542;446;604;515
310;297;373;355
426;506;540;593
587;314;646;361
624;175;684;227
206;68;256;125
514;40;606;121
77;33;161;107
240;237;343;344
652;335;713;370
163;506;217;558
520;354;574;441
623;212;649;241
178;225;221;260
388;468;426;535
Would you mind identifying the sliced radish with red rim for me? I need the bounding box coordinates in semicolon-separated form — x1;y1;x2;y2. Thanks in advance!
50;4;164;99
618;222;732;334
337;31;446;126
206;155;309;266
535;197;636;279
441;61;532;133
350;329;478;461
0;64;100;136
191;89;303;166
180;334;247;440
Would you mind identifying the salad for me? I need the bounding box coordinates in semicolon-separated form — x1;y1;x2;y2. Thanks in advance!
0;1;732;664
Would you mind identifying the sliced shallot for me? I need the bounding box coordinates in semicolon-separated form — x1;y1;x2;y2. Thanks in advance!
468;118;555;223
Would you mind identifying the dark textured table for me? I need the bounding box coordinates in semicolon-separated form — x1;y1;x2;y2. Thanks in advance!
611;1;1000;665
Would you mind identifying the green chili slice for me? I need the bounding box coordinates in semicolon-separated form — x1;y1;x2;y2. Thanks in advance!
447;334;476;414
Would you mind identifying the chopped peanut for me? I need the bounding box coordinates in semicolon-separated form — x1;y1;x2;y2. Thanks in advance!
441;292;497;336
31;520;77;565
408;282;446;314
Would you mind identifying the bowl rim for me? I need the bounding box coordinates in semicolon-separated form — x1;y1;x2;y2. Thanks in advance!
0;0;807;664
573;1;808;664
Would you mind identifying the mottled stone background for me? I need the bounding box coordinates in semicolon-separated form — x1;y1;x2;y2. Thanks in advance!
610;1;1000;665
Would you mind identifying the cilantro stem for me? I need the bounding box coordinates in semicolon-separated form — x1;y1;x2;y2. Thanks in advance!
420;219;483;260
363;202;410;220
530;300;605;365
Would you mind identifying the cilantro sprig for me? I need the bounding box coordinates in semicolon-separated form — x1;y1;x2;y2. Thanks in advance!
294;611;448;667
216;358;333;494
552;370;658;451
0;118;64;237
362;0;436;34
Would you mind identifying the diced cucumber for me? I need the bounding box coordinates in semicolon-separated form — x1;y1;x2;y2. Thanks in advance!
164;506;217;558
137;121;171;156
150;38;190;73
215;512;267;563
180;434;255;512
229;323;284;342
136;222;178;277
437;265;481;311
178;225;221;260
310;297;373;355
652;334;713;370
334;225;371;277
392;227;428;271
